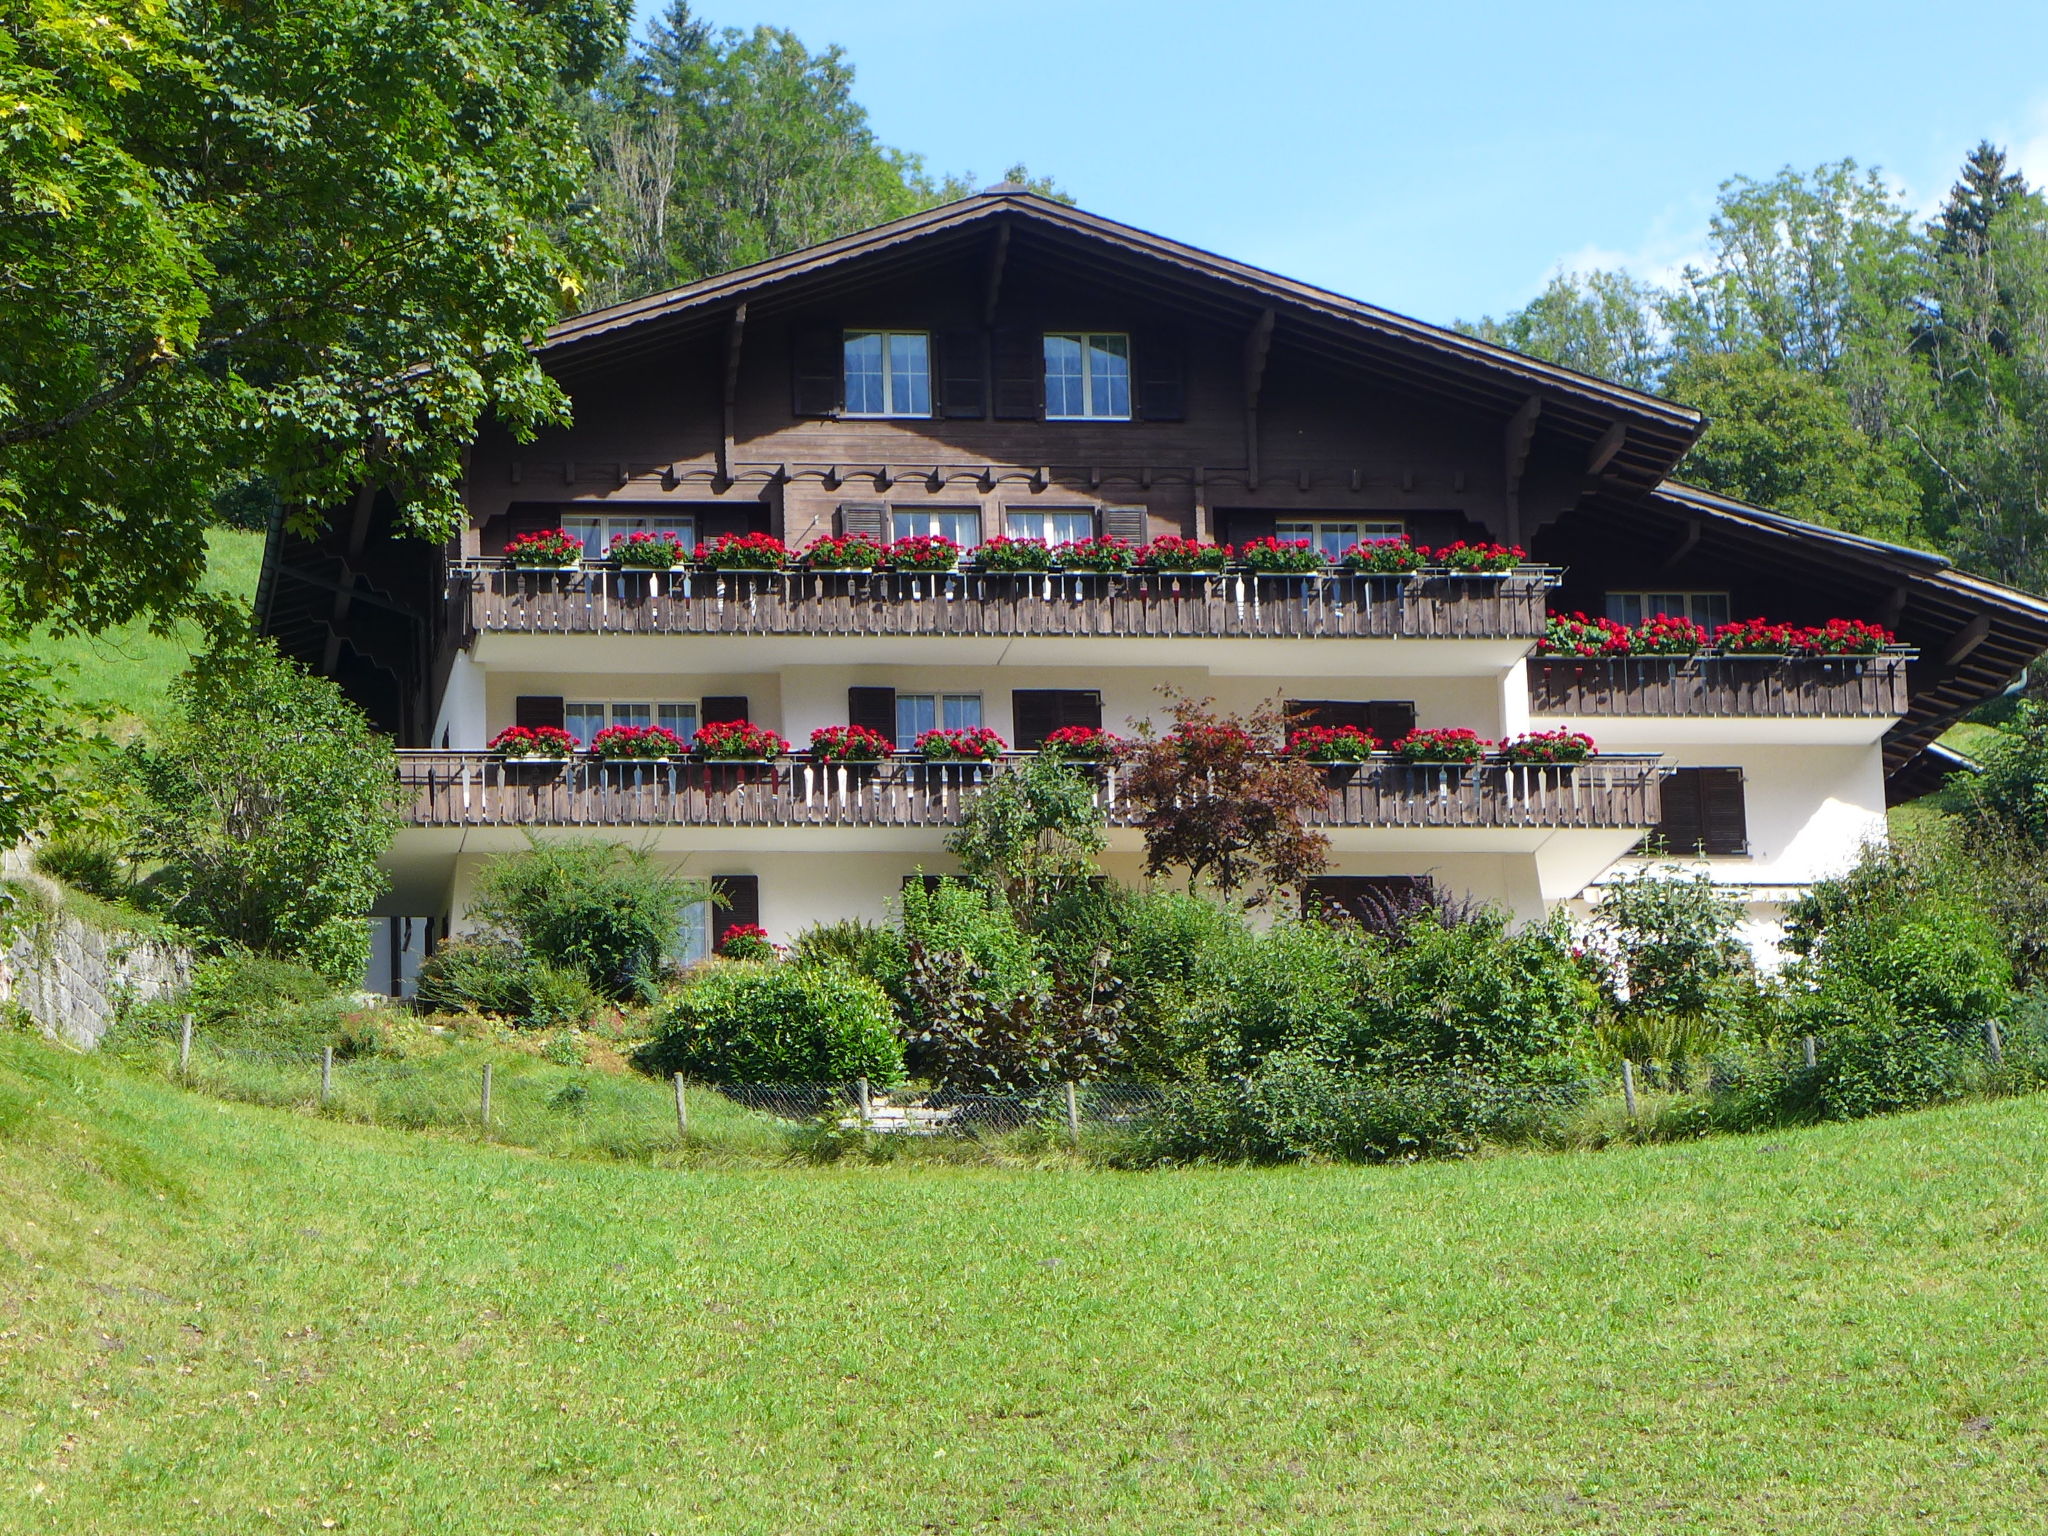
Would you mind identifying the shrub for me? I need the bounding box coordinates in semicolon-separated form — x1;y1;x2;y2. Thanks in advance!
1098;889;1246;1079
901;941;1123;1091
1585;865;1750;1017
637;963;902;1083
132;952;360;1054
1178;918;1371;1076
414;939;602;1029
789;918;907;997
1957;701;2048;852
943;751;1105;916
717;923;776;961
468;839;709;1002
1800;977;1975;1120
898;880;1041;1015
33;831;132;901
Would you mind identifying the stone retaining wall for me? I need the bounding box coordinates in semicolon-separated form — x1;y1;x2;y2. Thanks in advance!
1;877;193;1048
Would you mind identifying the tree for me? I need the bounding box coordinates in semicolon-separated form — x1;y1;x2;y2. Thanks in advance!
0;0;630;636
1120;693;1328;905
1665;349;1928;543
944;749;1107;920
1584;866;1749;1018
1462;269;1668;392
1937;140;2030;257
0;652;80;850
130;632;403;982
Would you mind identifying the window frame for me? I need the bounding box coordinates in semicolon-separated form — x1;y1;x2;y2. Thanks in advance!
894;691;983;751
1274;519;1406;562
1004;507;1099;545
562;698;702;751
559;512;697;562
1605;590;1733;629
889;506;984;550
842;329;933;419
1043;332;1134;421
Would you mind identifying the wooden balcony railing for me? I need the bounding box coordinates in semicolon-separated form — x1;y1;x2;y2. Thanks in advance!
451;564;1555;644
1527;653;1911;719
397;752;1663;832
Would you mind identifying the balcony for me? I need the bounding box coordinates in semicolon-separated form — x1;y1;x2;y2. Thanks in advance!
451;564;1555;647
1527;653;1911;721
395;751;1663;833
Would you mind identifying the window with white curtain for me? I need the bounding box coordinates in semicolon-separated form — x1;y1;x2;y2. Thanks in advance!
560;512;697;560
1005;509;1097;544
895;693;982;750
891;508;983;549
1605;591;1732;628
564;700;700;750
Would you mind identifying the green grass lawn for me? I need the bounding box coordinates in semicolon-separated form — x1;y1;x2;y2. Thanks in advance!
22;528;264;730
4;1031;2045;1535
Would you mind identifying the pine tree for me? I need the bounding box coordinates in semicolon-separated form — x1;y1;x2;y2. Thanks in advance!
1937;140;2029;255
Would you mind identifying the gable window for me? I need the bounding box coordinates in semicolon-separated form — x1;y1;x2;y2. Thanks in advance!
1006;509;1097;544
896;692;981;751
1275;519;1405;563
1044;333;1131;420
844;330;931;417
561;513;697;561
1606;591;1732;629
892;507;982;549
563;700;699;750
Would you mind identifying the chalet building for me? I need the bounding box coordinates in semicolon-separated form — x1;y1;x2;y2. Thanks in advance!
255;188;2048;991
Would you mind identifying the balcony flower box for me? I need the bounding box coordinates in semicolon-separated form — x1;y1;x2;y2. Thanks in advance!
698;532;789;572
608;530;692;570
1140;536;1230;574
1433;541;1525;576
808;724;892;783
1632;613;1709;656
691;720;788;761
1341;537;1427;576
1537;611;1633;658
591;724;689;762
1392;727;1489;779
916;726;1006;762
1041;725;1123;763
1287;723;1379;786
1238;536;1326;575
1055;536;1139;574
974;536;1055;573
1793;618;1894;657
1498;731;1595;781
799;534;883;572
884;534;962;573
504;529;585;569
488;725;578;761
1714;617;1799;657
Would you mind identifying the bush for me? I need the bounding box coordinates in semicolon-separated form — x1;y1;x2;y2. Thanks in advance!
124;952;361;1054
789;918;907;997
1957;701;2048;850
32;831;132;902
413;939;600;1029
637;963;903;1083
901;941;1123;1092
1585;866;1750;1017
468;839;708;1002
898;879;1041;1012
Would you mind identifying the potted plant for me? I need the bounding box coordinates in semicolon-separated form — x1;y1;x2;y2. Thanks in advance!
1631;613;1708;656
1237;536;1326;575
1433;540;1525;575
799;534;883;572
1391;726;1489;782
607;530;691;570
1041;724;1123;762
590;723;688;763
1537;611;1632;658
1498;730;1596;780
1794;618;1895;657
808;723;893;784
974;536;1055;574
488;724;578;779
1140;536;1230;574
697;531;789;572
1713;617;1799;657
716;923;778;962
883;533;963;573
1286;723;1379;786
1055;536;1139;574
504;529;585;570
1340;537;1427;576
691;719;788;761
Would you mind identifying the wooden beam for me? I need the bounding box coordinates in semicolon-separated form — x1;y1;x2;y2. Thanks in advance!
1877;584;1909;629
981;224;1011;326
718;302;747;484
1656;517;1702;573
1939;613;1993;667
1243;307;1275;490
1586;422;1627;476
1502;395;1541;542
321;485;377;675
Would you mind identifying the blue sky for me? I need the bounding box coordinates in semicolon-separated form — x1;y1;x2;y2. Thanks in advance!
650;0;2048;326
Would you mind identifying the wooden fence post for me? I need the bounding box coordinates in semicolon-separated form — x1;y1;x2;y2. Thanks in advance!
1621;1059;1638;1119
320;1046;333;1107
1803;1035;1818;1070
1064;1081;1081;1146
177;1013;193;1077
673;1073;689;1137
1987;1018;2004;1066
856;1077;872;1123
480;1063;493;1129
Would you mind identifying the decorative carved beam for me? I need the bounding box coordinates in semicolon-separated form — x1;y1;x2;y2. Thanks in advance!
1939;613;1992;667
718;302;747;485
1502;395;1541;543
981;224;1011;326
1586;422;1627;476
1243;307;1275;490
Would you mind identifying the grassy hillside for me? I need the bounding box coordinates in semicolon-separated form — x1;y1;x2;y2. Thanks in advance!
3;1033;2044;1534
24;528;265;730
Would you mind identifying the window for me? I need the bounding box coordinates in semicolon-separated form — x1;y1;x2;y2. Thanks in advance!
1044;333;1131;420
671;899;712;967
560;513;696;561
843;330;931;417
564;700;699;750
1649;766;1749;858
1006;509;1097;545
892;508;983;549
896;692;981;750
1275;520;1405;563
1606;591;1732;629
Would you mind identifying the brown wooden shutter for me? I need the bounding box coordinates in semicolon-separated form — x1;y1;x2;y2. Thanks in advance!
1101;505;1149;544
837;501;888;541
848;686;896;741
710;875;760;947
1366;701;1418;743
1135;329;1187;421
1652;767;1708;856
514;695;565;730
792;326;843;417
992;325;1043;420
1013;689;1101;749
701;695;750;726
938;328;988;419
1698;767;1749;856
1285;700;1372;732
